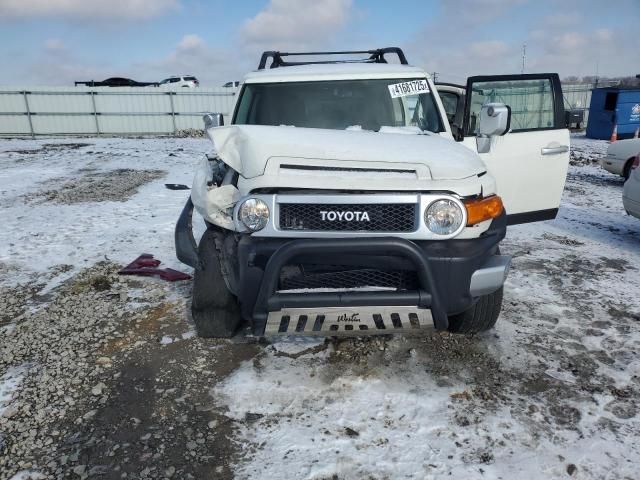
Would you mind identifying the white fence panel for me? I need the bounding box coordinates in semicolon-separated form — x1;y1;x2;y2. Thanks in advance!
32;115;97;135
98;115;175;135
0;92;28;111
0;86;237;137
28;91;94;113
0;83;603;137
0;115;30;135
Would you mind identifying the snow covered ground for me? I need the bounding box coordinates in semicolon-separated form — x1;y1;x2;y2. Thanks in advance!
0;134;639;480
211;135;640;479
0;138;208;291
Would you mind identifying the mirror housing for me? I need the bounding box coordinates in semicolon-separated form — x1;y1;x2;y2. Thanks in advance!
203;113;224;129
477;103;510;137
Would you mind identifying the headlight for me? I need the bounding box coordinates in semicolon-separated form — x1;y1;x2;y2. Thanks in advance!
425;199;463;235
239;198;270;231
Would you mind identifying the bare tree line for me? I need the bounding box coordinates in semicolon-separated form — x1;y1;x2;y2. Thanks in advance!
562;75;640;87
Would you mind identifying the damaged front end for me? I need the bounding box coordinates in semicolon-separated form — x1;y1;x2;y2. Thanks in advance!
191;156;240;230
175;125;245;268
175;122;510;337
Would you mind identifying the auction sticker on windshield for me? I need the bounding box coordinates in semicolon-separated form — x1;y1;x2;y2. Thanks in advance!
388;80;430;98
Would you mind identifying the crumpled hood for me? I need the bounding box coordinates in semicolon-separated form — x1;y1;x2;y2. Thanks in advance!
207;125;485;180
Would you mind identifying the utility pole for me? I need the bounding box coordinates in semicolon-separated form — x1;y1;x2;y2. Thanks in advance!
431;71;439;83
521;43;526;74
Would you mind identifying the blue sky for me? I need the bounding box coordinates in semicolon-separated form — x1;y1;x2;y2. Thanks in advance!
0;0;637;85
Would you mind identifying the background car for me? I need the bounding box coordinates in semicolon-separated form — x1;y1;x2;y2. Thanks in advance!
159;76;199;88
601;138;640;179
223;81;240;88
623;155;640;219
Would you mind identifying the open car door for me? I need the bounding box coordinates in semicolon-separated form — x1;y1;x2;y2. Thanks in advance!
461;74;570;224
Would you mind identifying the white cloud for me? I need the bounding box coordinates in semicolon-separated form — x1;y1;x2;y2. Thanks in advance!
441;0;527;24
0;0;179;20
133;34;244;86
13;33;244;86
176;34;205;51
542;12;579;28
44;38;66;52
406;0;638;81
527;27;626;78
468;40;510;58
595;28;612;41
240;0;353;50
544;32;585;54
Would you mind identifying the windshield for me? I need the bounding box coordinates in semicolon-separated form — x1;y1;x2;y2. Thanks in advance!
234;78;443;133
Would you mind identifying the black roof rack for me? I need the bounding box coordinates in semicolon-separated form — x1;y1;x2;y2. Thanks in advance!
257;47;408;70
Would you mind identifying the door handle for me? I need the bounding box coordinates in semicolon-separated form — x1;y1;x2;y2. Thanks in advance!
541;145;569;155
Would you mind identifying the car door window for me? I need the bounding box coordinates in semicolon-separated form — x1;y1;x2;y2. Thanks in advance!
461;73;569;223
466;78;557;135
439;91;459;123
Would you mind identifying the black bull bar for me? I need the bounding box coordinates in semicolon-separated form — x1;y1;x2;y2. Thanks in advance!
251;237;448;334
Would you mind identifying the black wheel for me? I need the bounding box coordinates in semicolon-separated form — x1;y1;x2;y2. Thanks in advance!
191;230;241;338
623;158;635;180
447;287;504;334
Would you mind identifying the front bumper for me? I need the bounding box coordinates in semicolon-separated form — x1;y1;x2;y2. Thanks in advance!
601;156;624;176
176;199;509;336
240;215;508;336
623;195;640;219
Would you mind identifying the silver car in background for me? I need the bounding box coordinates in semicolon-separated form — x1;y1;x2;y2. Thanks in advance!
602;138;640;179
623;155;640;220
159;75;199;88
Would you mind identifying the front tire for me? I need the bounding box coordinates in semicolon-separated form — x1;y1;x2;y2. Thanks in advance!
624;158;635;180
191;231;241;338
447;287;503;334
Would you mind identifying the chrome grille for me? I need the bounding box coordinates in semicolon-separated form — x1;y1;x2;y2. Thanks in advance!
279;203;416;232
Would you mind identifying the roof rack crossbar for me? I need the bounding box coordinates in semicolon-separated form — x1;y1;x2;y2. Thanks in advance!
258;48;408;70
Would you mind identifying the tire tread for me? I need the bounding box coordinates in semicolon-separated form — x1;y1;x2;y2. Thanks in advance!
447;287;503;334
191;230;241;338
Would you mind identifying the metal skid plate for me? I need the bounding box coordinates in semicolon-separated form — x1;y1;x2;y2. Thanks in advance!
265;306;433;337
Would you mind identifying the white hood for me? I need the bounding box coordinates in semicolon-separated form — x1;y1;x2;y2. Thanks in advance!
207;125;486;181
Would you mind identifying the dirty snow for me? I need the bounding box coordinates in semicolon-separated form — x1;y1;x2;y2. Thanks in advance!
0;134;639;479
0;366;27;418
212;134;640;480
8;472;46;480
0;138;208;291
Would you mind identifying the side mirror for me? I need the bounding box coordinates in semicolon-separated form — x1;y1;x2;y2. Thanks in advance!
477;103;510;137
203;113;224;129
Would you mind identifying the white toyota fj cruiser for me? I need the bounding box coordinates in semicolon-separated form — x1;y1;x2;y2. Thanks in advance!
175;48;570;338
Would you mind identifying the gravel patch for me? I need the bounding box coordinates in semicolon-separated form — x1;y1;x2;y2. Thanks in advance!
24;169;166;204
4;144;94;156
174;129;205;138
0;263;258;479
569;134;609;167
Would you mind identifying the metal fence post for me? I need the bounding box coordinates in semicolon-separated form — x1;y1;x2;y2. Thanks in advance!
168;92;177;134
22;91;35;139
90;90;100;135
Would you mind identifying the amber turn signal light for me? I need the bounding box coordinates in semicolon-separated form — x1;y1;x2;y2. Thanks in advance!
464;196;504;226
